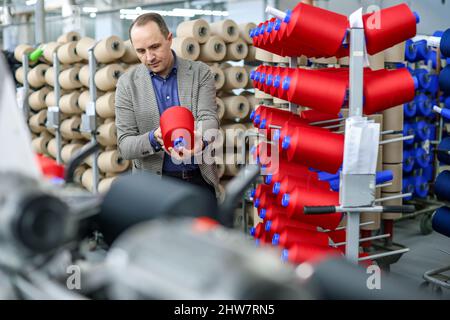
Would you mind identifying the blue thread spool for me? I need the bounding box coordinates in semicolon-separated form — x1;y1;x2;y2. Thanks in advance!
404;101;417;118
432;206;450;238
444;97;450;109
426;50;438;69
423;164;434;182
414;175;429;198
440;28;450;58
416;40;429;61
402;176;415;200
403;149;415;173
439;65;450;96
414;120;431;142
418;70;431;90
405;39;418;62
427;75;440;96
435;170;450;202
403;122;415;146
415;93;432;117
429;124;437;140
437;138;450;164
414;147;431;169
414;69;428;90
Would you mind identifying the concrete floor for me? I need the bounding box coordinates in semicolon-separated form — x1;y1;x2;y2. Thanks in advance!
389;216;450;299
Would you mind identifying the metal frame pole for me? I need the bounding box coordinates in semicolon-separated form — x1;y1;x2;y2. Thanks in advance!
21;53;30;122
52;52;62;164
88;47;99;194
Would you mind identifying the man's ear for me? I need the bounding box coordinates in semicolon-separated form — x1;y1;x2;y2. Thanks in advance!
167;32;173;42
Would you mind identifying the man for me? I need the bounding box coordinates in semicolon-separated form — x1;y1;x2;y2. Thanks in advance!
115;13;219;196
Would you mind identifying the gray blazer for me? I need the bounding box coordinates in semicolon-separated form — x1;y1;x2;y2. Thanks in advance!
115;56;220;192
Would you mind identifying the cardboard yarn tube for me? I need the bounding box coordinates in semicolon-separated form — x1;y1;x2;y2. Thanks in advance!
29;87;50;111
222;67;248;91
272;54;289;63
78;90;104;111
94;36;125;64
255;47;273;62
57;41;82;64
171;37;200;61
29;109;47;133
381;192;403;220
225;39;248;61
176;19;210;44
14;44;34;62
121;40;139;63
384;41;406;63
97;121;117;147
31;133;52;154
244;45;256;62
382;105;403;131
43;42;61;63
368;51;385;70
222;95;250;120
208;64;225;90
98;150;130;173
198;36;226;62
61;143;83;164
254;88;272;100
27;64;50;88
45;64;68;86
96;91;115;118
61;116;83;140
47;138;67;159
60;91;82;115
99;176;118;194
239;22;256;44
57;31;80;44
79;64;90;87
94;64;124;91
216;97;225;120
45;89;68;107
76;37;95;61
59;66;82;90
209;19;239;43
382;134;403;164
382;163;403;193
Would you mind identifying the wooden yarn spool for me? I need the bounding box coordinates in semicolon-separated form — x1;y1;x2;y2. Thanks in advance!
224;38;248;61
14;44;34;62
27;64;49;88
382;134;403;164
208;64;225;90
45;64;69;86
43;42;62;63
57;31;81;44
382;164;403;193
221;123;247;150
209;19;239;43
99;176;118;194
121;40;139;63
59;66;82;90
60;91;82;115
171;37;200;61
198;36;226;62
244;45;256;62
78;64;90;87
222;67;248;91
57;41;82;64
47;138;67;159
97;121;117;147
61;143;83;164
255;48;273;62
94;36;125;64
94;64;124;91
216;97;225;120
222;95;250;120
76;37;95;61
15;67;24;84
29;109;47;133
238;22;257;44
29;87;50;111
176;19;210;44
60;116;83;140
98;150;130;173
96;92;115;118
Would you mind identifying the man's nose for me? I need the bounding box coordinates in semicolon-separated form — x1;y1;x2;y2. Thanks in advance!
145;51;155;62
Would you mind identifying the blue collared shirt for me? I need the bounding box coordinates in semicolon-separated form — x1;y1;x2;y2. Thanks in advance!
148;52;198;172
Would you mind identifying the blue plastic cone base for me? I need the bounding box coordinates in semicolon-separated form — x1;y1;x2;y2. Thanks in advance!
265;174;273;185
281;193;290;207
272;233;280;245
265;220;272;232
281;136;291;150
282;76;291;91
273;182;281;195
254;198;260;208
250;227;256;237
281;249;289;262
259;208;267;219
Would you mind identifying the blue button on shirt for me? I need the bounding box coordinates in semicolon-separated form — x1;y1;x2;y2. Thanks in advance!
148;52;199;172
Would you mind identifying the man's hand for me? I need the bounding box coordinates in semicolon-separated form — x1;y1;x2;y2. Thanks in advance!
154;127;164;147
168;131;204;162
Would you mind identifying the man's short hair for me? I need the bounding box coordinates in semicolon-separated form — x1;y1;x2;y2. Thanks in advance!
129;12;170;41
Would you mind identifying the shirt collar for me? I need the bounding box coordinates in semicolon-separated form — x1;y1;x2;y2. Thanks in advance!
149;50;178;79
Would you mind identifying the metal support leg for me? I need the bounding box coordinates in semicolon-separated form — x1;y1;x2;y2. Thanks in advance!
21;53;30;122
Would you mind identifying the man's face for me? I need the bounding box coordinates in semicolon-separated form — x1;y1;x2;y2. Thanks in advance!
131;21;173;75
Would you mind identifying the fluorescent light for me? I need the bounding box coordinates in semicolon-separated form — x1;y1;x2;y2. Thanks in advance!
26;0;37;5
82;7;98;13
89;12;96;18
119;8;229;19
